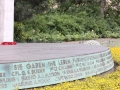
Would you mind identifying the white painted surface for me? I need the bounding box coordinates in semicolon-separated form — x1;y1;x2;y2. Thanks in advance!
0;0;14;42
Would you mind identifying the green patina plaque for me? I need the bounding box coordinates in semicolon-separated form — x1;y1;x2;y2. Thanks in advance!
0;49;114;90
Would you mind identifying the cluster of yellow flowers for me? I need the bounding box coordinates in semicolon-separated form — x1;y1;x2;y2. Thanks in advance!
26;47;120;90
110;47;120;65
32;71;120;90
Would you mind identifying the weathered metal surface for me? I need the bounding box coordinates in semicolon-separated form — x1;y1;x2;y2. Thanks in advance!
0;43;114;90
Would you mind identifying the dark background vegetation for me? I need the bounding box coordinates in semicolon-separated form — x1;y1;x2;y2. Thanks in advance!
14;0;120;42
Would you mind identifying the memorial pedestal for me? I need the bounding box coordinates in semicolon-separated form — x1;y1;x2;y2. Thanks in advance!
0;43;114;90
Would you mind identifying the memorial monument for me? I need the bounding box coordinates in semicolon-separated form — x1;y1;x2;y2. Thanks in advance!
0;0;114;90
0;0;14;43
0;44;114;90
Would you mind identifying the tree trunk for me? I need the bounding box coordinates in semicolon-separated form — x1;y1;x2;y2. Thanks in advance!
100;0;105;18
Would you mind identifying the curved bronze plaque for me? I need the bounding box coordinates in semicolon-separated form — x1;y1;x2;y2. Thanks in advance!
0;49;114;90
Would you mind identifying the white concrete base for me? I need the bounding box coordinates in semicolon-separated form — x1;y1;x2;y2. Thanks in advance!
0;0;14;43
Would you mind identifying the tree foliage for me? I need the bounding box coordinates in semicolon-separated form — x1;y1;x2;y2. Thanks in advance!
14;0;120;42
14;0;48;21
14;0;120;21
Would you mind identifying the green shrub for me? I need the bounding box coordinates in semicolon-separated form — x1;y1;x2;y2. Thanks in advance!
103;31;120;38
80;31;99;40
14;22;25;42
14;5;120;42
